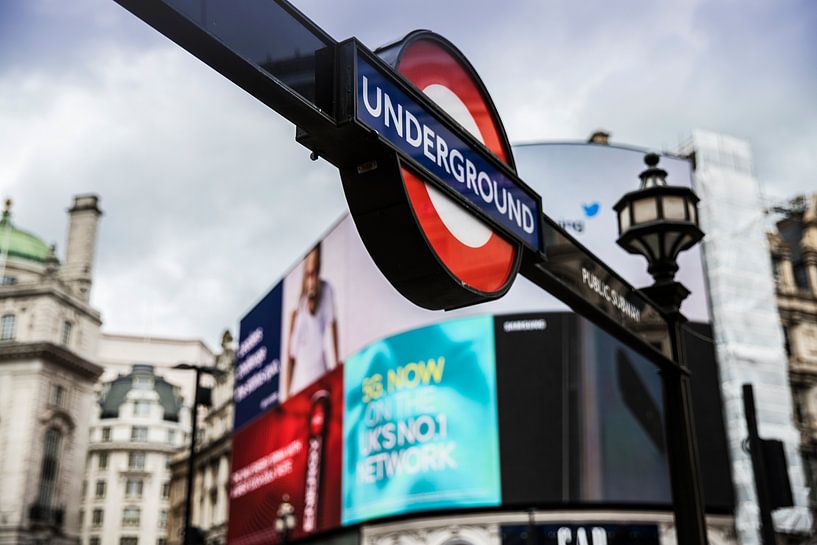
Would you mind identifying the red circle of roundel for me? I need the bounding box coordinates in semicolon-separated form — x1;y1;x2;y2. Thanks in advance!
396;38;517;293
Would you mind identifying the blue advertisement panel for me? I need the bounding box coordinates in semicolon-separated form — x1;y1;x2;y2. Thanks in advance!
355;55;541;250
234;284;283;430
342;315;501;524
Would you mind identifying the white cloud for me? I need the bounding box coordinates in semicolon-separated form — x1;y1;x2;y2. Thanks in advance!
1;0;814;347
0;41;345;347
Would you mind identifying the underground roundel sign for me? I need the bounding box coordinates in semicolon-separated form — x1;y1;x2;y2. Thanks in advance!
340;30;523;310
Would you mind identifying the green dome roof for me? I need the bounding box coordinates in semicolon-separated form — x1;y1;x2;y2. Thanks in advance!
0;201;50;264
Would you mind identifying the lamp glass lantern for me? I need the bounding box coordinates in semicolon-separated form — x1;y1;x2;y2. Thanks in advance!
613;153;704;283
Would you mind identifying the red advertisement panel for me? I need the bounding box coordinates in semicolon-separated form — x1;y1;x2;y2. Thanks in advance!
229;367;343;545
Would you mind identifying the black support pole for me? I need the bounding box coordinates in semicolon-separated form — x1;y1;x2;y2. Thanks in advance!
743;384;777;545
183;367;201;545
643;282;709;545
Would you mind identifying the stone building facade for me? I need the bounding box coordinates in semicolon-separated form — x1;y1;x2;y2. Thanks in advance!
167;331;235;545
0;196;105;545
79;364;190;545
769;193;817;526
96;333;214;407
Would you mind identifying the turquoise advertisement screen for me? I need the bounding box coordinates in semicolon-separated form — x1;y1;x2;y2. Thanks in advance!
342;315;501;524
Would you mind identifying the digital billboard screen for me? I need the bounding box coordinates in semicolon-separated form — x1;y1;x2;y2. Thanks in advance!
229;366;343;545
494;312;671;506
494;312;731;510
230;314;503;541
230;311;731;541
235;284;284;430
342;315;501;524
230;143;727;539
234;143;710;431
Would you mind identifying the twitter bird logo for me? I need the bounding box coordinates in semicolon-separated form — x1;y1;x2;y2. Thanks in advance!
582;202;601;218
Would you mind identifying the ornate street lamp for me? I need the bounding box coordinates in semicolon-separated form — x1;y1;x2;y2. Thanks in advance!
614;152;703;285
275;495;297;545
614;152;709;545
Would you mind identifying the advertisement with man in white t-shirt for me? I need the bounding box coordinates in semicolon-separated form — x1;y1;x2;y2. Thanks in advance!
284;243;340;399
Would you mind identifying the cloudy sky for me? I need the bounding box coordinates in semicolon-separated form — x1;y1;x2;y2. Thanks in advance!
0;0;814;349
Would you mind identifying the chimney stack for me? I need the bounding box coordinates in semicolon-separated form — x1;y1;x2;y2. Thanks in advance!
588;130;611;145
63;195;102;302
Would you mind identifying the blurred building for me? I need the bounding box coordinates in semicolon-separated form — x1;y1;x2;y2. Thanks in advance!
97;333;214;406
683;131;812;544
79;364;190;545
0;196;104;545
0;194;222;545
769;193;817;526
225;135;738;545
167;331;235;545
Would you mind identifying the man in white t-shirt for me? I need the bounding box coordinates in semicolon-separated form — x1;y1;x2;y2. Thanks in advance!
285;244;340;398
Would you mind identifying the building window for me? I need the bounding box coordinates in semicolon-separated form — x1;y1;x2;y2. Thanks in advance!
49;384;66;408
794;262;810;291
0;314;15;341
91;508;103;527
161;481;170;499
0;275;16;285
167;429;175;444
90;538;101;545
157;539;167;545
98;452;108;469
783;326;793;357
771;256;782;287
120;537;139;545
794;392;806;426
94;479;106;498
131;426;148;442
36;427;62;507
133;375;153;389
158;509;168;529
133;400;151;417
128;451;146;470
125;479;143;498
62;321;73;346
78;508;84;527
101;427;111;442
165;455;171;470
122;506;140;527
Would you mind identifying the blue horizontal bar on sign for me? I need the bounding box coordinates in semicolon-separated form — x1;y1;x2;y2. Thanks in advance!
355;55;541;251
